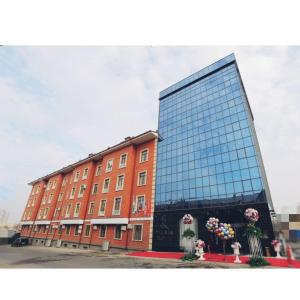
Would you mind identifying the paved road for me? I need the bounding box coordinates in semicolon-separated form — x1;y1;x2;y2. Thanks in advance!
0;245;248;268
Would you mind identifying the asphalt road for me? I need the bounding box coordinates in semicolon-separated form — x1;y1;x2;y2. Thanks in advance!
0;244;248;268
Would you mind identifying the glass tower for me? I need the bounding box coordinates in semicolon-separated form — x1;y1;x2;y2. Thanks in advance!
153;54;275;252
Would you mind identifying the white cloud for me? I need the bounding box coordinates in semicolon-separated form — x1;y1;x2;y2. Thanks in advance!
0;46;299;223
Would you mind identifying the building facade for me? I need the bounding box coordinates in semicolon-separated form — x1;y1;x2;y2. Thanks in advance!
20;131;158;251
153;54;275;253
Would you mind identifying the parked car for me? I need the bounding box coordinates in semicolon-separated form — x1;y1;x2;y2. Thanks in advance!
11;237;29;247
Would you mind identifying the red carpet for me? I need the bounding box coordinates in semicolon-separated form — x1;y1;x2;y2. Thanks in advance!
127;251;300;268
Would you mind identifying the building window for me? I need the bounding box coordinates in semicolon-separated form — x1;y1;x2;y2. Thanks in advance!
82;168;89;179
37;185;40;194
102;178;110;193
54;208;60;218
43;208;49;219
99;225;107;238
138;171;147;186
95;164;102;176
46;181;52;190
66;225;71;235
70;187;76;199
42;196;46;204
74;171;80;182
65;204;72;217
92;183;98;195
133;225;143;241
134;195;146;213
58;226;62;235
113;197;122;215
38;209;43;219
58;192;63;202
114;225;122;240
140;149;149;163
32;197;36;207
52;179;57;189
119;154;127;168
78;184;86;198
84;225;91;236
74;225;80;236
48;193;53;204
62;177;67;186
74;203;80;217
88;202;95;215
106;159;113;172
98;200;106;216
116;174;125;191
49;226;53;234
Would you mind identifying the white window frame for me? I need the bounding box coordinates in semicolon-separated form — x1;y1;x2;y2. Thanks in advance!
92;183;98;195
54;207;60;218
112;197;122;216
119;153;127;168
105;159;114;173
84;224;91;237
114;225;122;240
88;202;95;215
99;225;107;238
74;225;80;236
70;187;76;199
115;174;125;191
140;148;149;163
95;164;102;176
62;177;67;186
65;225;71;235
48;193;53;204
102;178;110;193
58;192;63;202
78;184;86;198
74;171;80;182
38;209;43;219
132;224;143;241
137;171;147;186
74;203;80;217
52;179;57;189
134;195;146;213
43;208;49;219
65;204;72;217
46;181;52;191
98;199;106;216
82;168;89;180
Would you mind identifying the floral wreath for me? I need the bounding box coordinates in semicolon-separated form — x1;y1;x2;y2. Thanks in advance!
183;214;193;224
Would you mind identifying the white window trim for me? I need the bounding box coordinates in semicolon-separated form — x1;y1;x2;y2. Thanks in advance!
82;168;89;180
70;187;76;199
102;178;110;193
88;202;95;215
115;174;125;191
74;203;81;217
84;224;91;237
74;171;80;182
139;148;149;163
137;170;147;186
65;225;71;235
92;183;99;195
99;225;107;238
58;192;63;202
74;225;80;236
132;224;143;241
98;199;107;216
134;194;146;213
105;159;114;173
112;197;122;216
65;204;72;217
113;225;123;240
52;180;57;189
78;184;86;198
62;177;67;186
48;193;53;204
95;164;102;176
119;153;128;168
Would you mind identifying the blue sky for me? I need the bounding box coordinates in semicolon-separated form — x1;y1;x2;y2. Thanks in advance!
1;46;300;223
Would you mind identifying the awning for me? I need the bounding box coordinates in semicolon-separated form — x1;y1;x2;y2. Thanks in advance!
20;221;34;225
34;220;51;225
91;218;129;225
60;219;84;225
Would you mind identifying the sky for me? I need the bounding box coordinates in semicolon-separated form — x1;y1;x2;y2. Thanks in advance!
0;46;300;223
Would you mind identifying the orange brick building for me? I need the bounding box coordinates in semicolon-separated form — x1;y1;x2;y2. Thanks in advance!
19;130;158;251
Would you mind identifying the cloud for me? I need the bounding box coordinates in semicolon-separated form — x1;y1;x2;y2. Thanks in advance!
0;46;300;223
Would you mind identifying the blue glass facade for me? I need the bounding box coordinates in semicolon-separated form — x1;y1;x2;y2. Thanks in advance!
153;54;274;252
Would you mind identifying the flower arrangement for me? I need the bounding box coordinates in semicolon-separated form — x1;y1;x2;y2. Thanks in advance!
182;214;193;224
205;217;219;233
214;223;235;240
195;239;206;248
271;239;281;247
244;208;259;223
244;223;263;238
182;228;195;239
231;242;242;250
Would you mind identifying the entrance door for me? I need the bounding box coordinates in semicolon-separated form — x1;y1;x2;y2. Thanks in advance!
179;218;198;250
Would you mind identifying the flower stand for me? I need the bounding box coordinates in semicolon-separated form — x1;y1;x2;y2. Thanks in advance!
195;247;205;260
274;244;281;258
